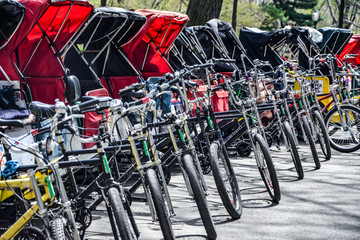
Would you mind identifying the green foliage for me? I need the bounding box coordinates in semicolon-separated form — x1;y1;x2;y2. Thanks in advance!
263;0;318;27
260;4;288;29
89;0;187;12
88;0;318;31
220;1;270;32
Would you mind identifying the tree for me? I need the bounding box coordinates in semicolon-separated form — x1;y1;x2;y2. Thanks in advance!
325;0;360;29
186;0;224;26
262;0;318;27
338;0;345;28
232;0;238;31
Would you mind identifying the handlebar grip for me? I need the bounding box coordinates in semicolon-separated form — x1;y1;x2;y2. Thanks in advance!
188;63;213;70
76;98;100;112
118;83;144;97
124;97;149;108
158;78;180;91
184;80;199;89
168;78;180;86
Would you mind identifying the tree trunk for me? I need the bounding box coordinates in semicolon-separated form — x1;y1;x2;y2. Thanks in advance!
338;0;345;28
327;0;338;25
186;0;224;26
100;0;106;6
232;0;238;31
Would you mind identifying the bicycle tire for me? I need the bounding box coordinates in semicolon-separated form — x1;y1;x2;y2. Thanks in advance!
107;187;134;240
146;168;175;240
182;154;217;239
14;226;46;240
253;134;281;202
50;217;71;240
302;115;321;169
324;104;360;153
313;110;331;160
210;141;242;219
283;121;304;179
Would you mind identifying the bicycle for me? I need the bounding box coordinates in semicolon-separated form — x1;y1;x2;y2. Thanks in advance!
0;119;80;240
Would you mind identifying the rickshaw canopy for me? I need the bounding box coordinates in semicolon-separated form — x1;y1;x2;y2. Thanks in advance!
122;9;189;78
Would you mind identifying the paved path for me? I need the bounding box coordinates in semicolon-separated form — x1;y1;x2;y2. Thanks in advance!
86;144;360;240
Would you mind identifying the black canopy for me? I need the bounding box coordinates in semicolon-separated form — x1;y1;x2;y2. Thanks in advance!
0;0;25;49
64;7;147;96
169;27;208;71
239;27;285;68
205;19;253;72
285;27;320;69
317;27;353;55
190;25;237;72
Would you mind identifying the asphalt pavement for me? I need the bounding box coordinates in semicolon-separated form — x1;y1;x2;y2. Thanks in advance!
86;143;360;240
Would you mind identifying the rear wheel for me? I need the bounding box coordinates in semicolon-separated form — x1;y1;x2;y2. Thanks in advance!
324;105;360;153
210;141;242;219
107;187;134;240
253;134;281;202
312;110;331;160
146;168;174;240
302;115;321;169
182;154;217;240
283;121;304;179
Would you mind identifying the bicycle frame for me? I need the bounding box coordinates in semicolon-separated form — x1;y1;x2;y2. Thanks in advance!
123;108;175;221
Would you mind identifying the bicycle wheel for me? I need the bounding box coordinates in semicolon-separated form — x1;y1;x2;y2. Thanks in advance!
210;141;242;219
283;121;304;179
324;104;360;153
50;217;71;240
253;134;281;202
146;168;175;240
107;187;134;240
312;110;331;160
302;115;321;169
14;226;46;240
182;154;217;240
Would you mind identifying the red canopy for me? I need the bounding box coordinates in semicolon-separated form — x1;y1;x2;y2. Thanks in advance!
122;9;189;78
1;0;92;103
339;35;360;67
14;0;93;76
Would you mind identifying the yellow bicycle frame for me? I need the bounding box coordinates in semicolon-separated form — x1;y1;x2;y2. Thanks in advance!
0;171;55;240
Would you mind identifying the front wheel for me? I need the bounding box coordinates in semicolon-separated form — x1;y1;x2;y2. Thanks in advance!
253;134;281;202
283;121;304;179
50;217;71;240
107;187;134;240
182;154;217;240
312;110;331;160
302;115;321;169
210;141;242;219
324;105;360;153
146;168;175;240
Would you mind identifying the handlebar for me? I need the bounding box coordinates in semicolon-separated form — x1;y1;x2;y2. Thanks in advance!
118;82;145;97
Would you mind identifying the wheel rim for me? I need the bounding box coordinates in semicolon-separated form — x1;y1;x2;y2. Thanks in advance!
255;141;274;197
326;109;360;149
286;133;300;172
314;117;327;156
218;149;241;210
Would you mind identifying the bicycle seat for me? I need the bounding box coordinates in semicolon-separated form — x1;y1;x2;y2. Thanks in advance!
29;101;55;118
0;119;24;128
